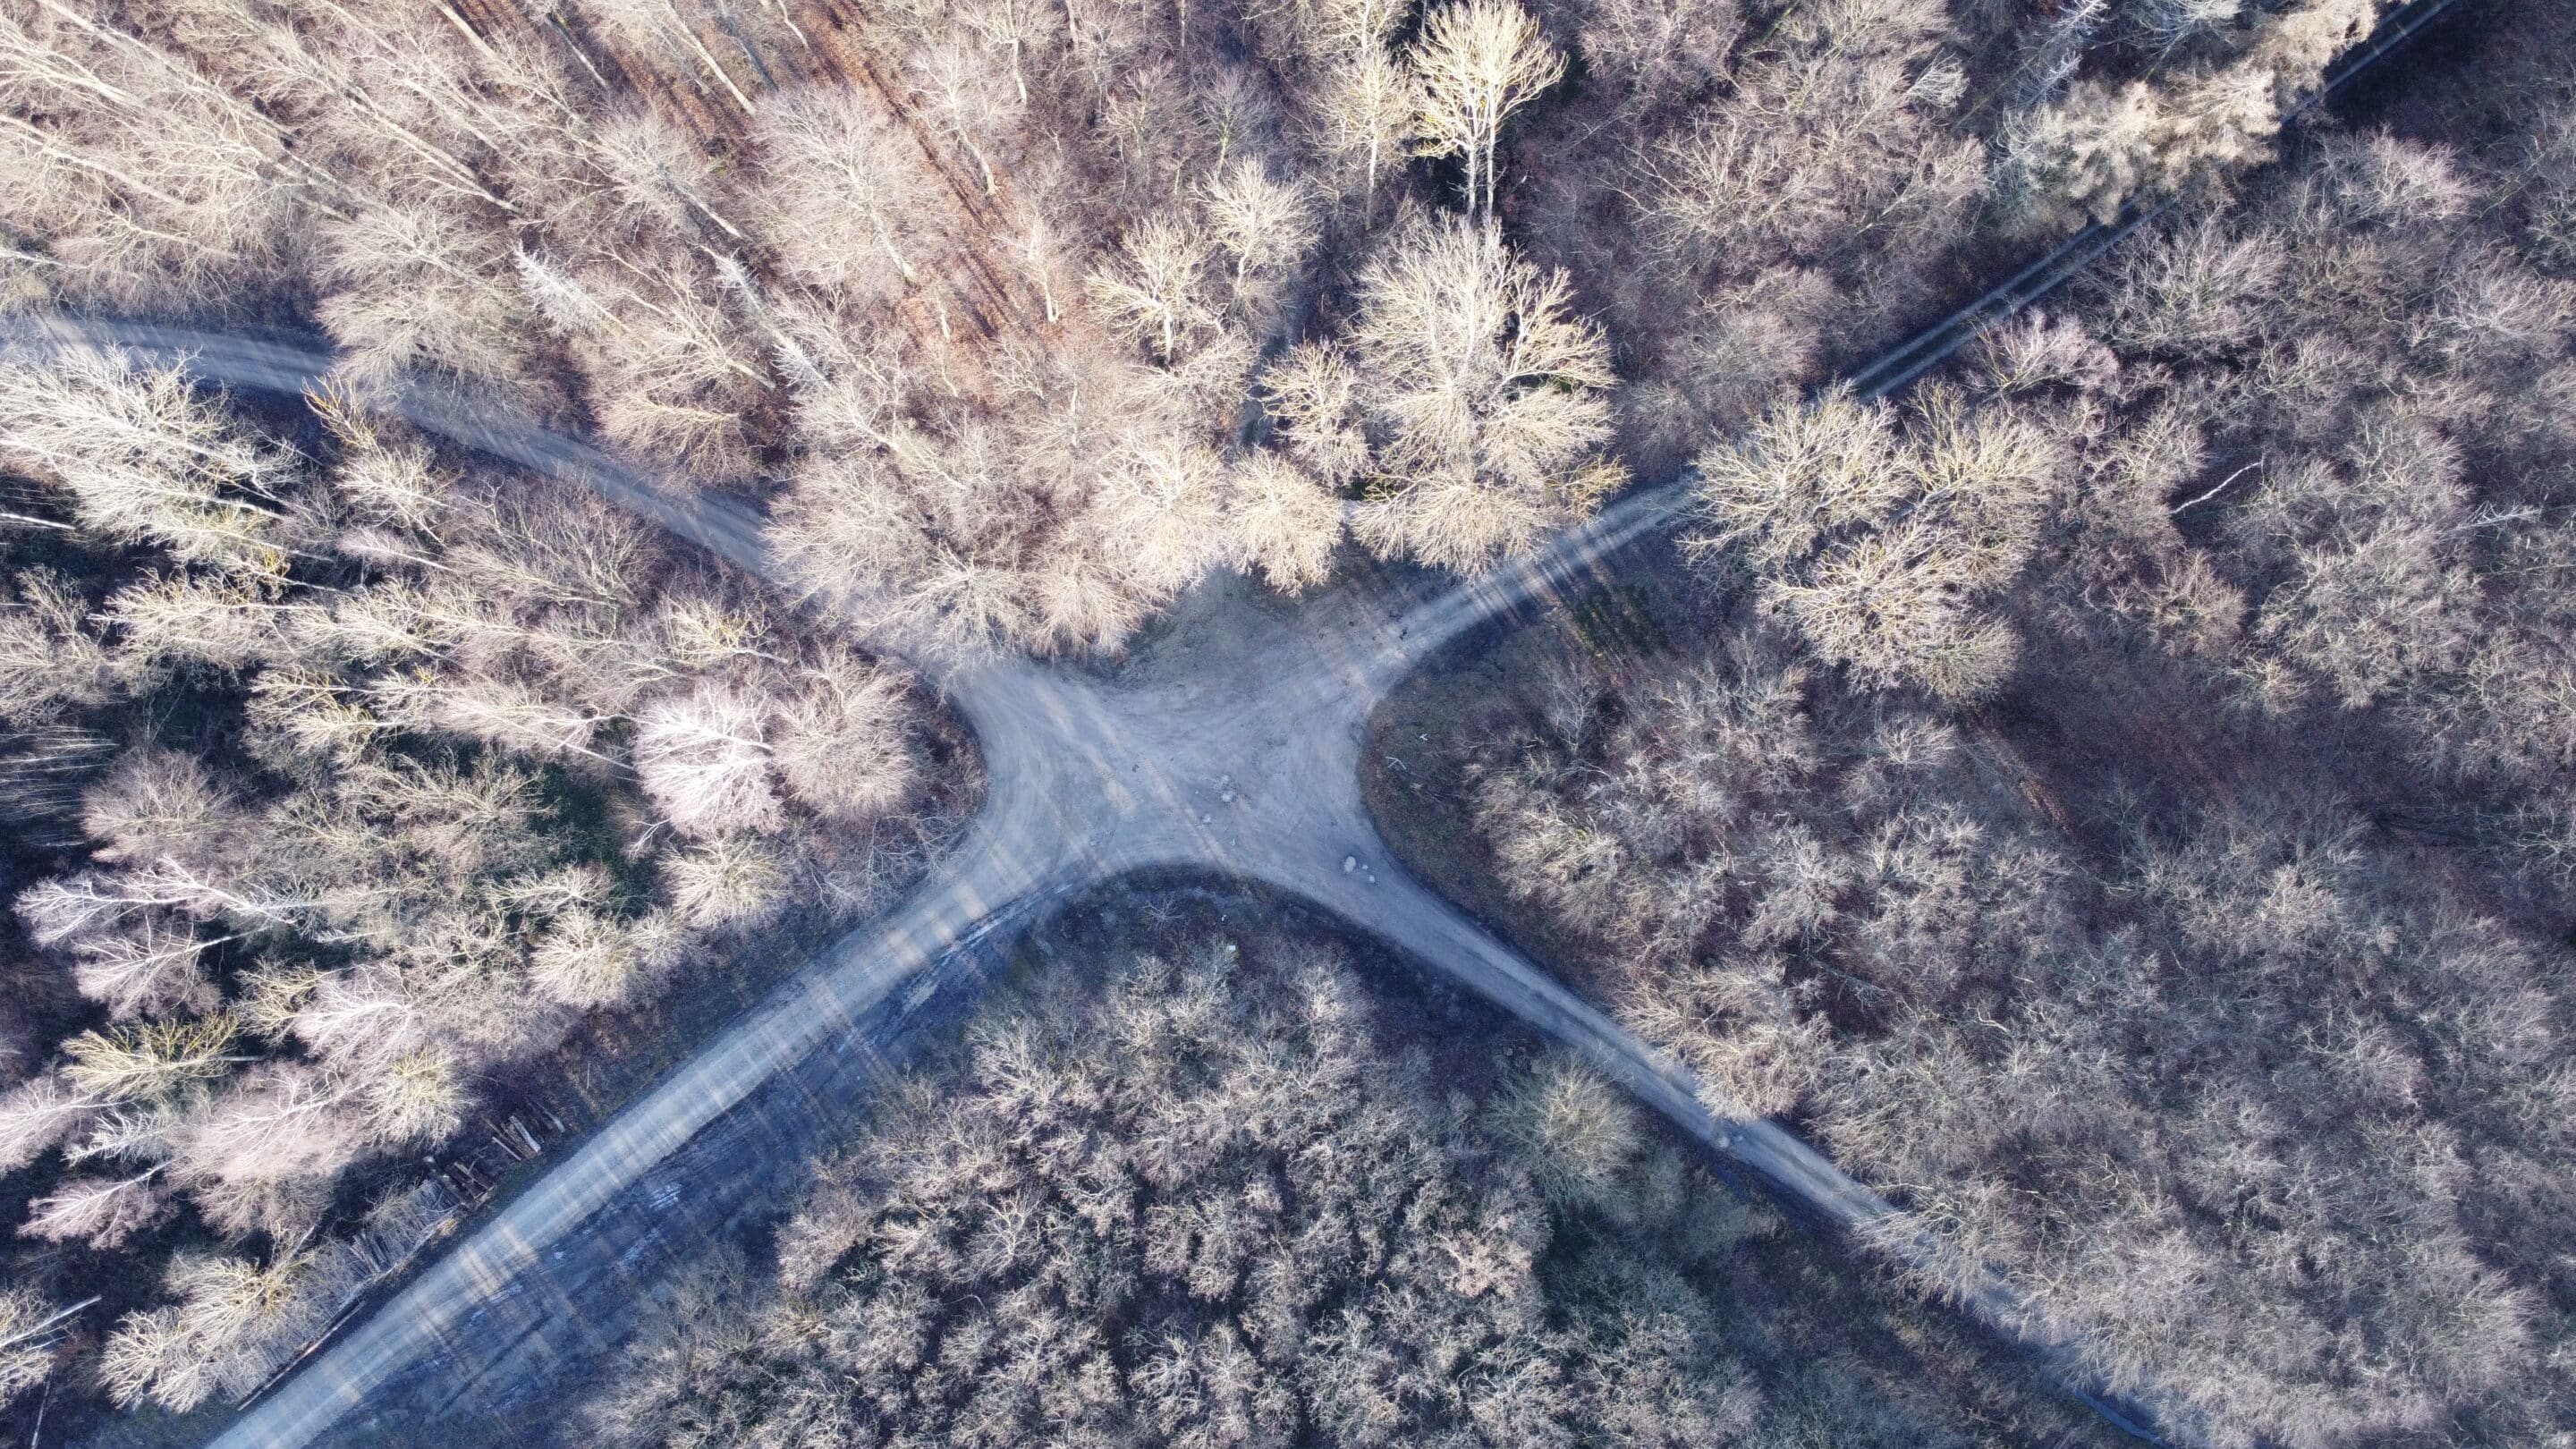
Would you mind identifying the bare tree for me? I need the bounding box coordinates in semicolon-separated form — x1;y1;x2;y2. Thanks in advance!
359;1047;466;1148
572;253;769;485
635;681;784;837
1346;222;1623;572
958;0;1060;106
1228;452;1343;592
0;349;292;569
589;110;750;241
0;567;117;725
314;200;531;387
578;0;761;115
0;1287;80;1407
1996;0;2377;227
769;652;919;826
81;750;237;867
22;1168;166;1250
1097;435;1231;599
100;1249;318;1411
530;909;648;1010
1309;48;1414;217
62;1016;249;1103
173;1064;367;1241
750;89;933;308
1087;213;1218;362
374;672;614;762
1639;30;1982;286
1572;0;1742;116
770;447;1043;658
67;919;226;1022
1487;1055;1640;1210
1205;161;1319;303
662;835;787;930
1259;342;1370;488
1689;386;2059;701
907;35;1016;196
100;569;294;674
0;1072;106;1174
1406;0;1563;219
2090;211;2288;360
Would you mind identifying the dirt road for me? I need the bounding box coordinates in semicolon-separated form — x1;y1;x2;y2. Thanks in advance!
3;319;2168;1447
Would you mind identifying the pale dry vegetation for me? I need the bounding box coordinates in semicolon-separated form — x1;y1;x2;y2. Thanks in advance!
0;0;1626;658
1688;384;2061;700
1510;0;2421;475
752;0;1631;650
0;0;2327;663
1996;0;2382;228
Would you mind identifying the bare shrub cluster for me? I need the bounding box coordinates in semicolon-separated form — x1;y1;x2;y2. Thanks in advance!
1996;0;2380;227
1506;0;1992;465
754;0;1622;651
2025;123;2576;890
0;0;1618;657
1687;384;2062;701
0;0;2417;1426
1471;624;2573;1444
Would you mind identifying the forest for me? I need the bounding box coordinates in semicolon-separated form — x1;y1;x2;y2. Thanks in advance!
1395;3;2576;1444
0;0;2376;654
0;0;2517;1436
0;369;965;1425
580;915;2128;1449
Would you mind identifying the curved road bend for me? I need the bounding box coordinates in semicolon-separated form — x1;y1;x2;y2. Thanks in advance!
8;322;2174;1445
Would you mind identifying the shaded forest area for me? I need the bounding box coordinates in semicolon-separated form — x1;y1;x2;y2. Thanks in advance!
578;906;2131;1449
1387;4;2576;1445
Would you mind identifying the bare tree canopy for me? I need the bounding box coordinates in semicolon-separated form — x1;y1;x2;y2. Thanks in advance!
1344;222;1623;572
1433;31;2576;1443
